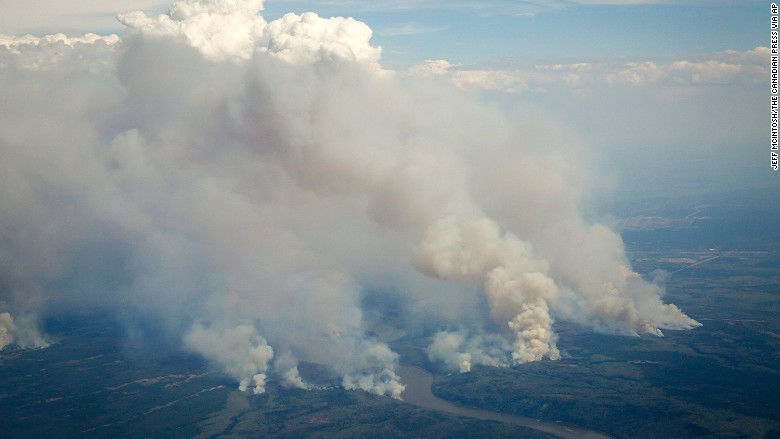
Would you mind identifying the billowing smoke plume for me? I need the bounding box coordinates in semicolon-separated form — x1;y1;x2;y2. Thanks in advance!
415;216;561;364
0;312;16;350
0;0;699;393
274;351;307;389
184;323;274;394
428;330;512;373
0;312;49;350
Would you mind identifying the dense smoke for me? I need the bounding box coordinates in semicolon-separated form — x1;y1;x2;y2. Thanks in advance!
0;0;700;397
0;312;49;350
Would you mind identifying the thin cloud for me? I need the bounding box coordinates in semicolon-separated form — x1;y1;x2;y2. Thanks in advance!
409;47;768;92
376;22;448;37
0;0;170;34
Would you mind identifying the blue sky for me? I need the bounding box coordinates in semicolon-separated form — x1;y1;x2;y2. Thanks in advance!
0;1;765;65
0;0;771;193
260;1;765;67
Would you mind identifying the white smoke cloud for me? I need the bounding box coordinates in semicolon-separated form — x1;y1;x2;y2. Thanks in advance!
117;0;380;65
428;330;512;372
342;368;405;400
184;323;274;394
414;216;561;363
0;312;14;350
0;0;700;390
0;312;49;350
281;367;306;389
274;351;307;389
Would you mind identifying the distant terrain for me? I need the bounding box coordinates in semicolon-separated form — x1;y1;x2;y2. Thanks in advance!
1;188;778;438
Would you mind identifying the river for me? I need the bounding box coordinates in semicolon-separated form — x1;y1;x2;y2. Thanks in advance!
397;365;613;439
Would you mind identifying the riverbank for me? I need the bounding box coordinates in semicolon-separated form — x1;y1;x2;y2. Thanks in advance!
397;365;612;439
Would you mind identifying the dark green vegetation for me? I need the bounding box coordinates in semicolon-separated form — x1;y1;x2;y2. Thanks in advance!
195;385;555;438
433;191;780;439
0;314;230;438
0;314;554;438
1;189;778;438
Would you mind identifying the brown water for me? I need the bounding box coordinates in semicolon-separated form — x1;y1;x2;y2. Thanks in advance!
397;365;612;439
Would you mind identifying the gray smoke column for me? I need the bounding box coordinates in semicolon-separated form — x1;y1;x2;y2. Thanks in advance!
0;0;699;393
